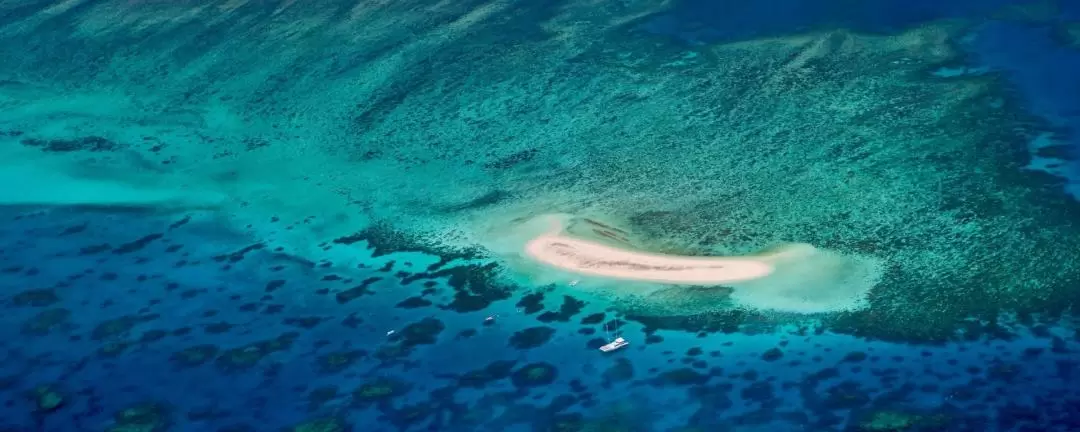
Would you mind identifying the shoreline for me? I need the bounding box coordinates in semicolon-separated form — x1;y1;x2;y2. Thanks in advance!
521;215;776;285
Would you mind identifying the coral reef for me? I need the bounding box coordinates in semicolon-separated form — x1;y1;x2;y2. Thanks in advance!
353;377;410;407
286;416;350;432
510;362;558;388
105;402;170;432
29;385;64;413
1;1;1079;432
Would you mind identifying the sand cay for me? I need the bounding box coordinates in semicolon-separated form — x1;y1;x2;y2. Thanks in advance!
508;214;884;314
523;216;776;285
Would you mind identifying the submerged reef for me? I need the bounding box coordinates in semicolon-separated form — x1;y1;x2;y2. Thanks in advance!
105;402;170;432
510;362;559;388
286;416;350;432
0;0;1077;347
2;1;1080;432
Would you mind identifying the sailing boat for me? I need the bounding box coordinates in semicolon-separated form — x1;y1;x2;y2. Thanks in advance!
599;316;629;353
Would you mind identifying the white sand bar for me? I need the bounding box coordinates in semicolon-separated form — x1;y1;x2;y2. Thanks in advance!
524;232;775;285
502;214;881;313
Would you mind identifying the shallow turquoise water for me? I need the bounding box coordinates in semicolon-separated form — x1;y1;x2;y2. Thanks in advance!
2;1;1080;431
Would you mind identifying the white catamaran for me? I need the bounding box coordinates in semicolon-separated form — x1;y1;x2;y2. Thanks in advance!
599;317;629;352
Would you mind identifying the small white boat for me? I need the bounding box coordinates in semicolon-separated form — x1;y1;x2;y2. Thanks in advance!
569;280;580;286
599;337;629;352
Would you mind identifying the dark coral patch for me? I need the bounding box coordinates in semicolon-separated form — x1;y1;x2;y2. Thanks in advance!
516;292;545;314
317;350;366;374
740;381;775;404
21;308;71;335
10;288;60;307
842;351;868;363
79;243;112;255
331;222;482;262
484;148;538;169
283;316;324;329
340;313;363;328
171;344;220;368
371;318;445;362
307;386;339;411
385;402;436;429
136;329;170;345
372;343;410;362
264;280;285;292
442;190;512;212
113;233;164;254
739;370;759;381
536;296;586;323
97;341;133;357
510;362;558;388
987;361;1020;382
22;136;119;152
335;277;381;304
397;317;445;347
457;329;477;339
106;402;170;432
580;313;605;325
625;309;755;335
168;216;190;230
92;314;156;340
761;347;783;362
215;333;299;372
651;368;710;386
458;360;517;388
353;377;410;407
285;416;350;432
203;322;234;334
854;410;951;432
58;223;88;236
432;263;512;312
396;296;432;309
508;326;556;349
547;413;591;432
29;384;65;413
211;243;266;264
0;375;18;391
822;381;870;410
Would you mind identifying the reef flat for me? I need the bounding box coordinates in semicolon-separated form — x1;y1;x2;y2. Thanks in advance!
2;0;1077;341
2;0;1080;430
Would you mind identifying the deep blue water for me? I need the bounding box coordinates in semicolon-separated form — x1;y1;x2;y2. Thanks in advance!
4;208;1080;431
2;1;1080;432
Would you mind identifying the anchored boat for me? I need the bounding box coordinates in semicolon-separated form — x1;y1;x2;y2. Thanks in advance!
599;317;628;352
599;336;629;352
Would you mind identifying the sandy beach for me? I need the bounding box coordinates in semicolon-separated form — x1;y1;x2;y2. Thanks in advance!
522;215;776;285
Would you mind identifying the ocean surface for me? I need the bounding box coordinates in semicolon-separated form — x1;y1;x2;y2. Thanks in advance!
1;1;1079;431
